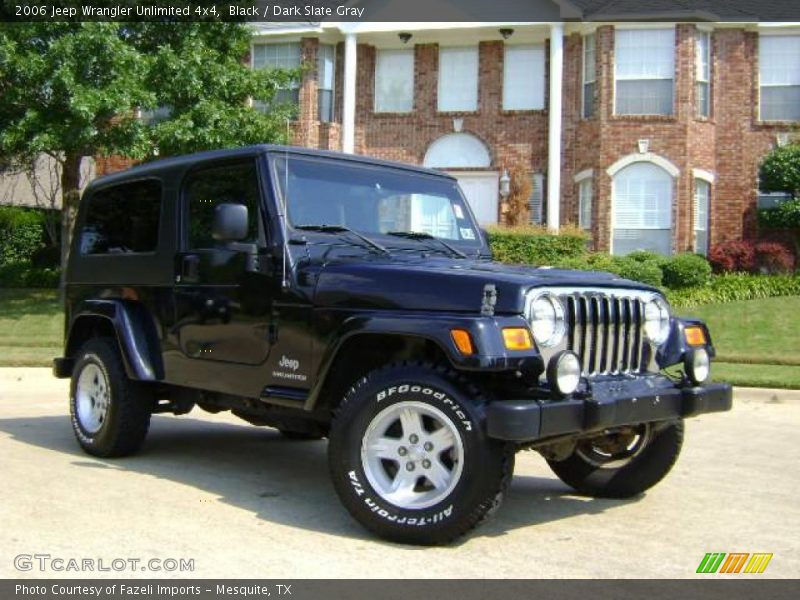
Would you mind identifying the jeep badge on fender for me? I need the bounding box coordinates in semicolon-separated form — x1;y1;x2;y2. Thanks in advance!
54;146;732;545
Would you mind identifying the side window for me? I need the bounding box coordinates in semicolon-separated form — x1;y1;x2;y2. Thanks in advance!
183;161;261;249
80;180;161;255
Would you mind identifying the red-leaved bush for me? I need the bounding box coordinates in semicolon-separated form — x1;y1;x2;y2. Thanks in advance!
709;240;795;274
709;241;756;273
754;242;795;274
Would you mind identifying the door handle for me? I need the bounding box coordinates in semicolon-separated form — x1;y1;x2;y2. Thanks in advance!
179;254;200;283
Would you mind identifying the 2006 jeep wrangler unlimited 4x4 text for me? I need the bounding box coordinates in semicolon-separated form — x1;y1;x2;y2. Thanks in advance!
54;146;731;545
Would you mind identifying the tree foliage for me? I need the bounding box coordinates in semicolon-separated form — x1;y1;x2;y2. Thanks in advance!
759;143;800;198
0;22;301;264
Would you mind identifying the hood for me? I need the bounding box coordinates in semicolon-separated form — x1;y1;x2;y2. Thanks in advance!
310;256;657;314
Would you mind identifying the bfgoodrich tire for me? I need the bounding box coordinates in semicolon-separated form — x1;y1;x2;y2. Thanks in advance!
328;362;514;545
70;337;153;458
546;421;684;498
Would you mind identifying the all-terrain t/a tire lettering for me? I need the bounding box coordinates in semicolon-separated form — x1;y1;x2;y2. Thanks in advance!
328;362;513;545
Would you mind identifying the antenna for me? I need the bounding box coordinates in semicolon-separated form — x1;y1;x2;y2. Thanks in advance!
281;119;290;290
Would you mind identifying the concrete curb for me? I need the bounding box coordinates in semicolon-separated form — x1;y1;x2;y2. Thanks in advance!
734;387;800;404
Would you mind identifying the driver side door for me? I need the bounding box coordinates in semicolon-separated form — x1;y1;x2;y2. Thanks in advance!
172;159;276;387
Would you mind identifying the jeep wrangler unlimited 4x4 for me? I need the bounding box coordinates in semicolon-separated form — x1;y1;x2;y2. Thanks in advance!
55;146;731;545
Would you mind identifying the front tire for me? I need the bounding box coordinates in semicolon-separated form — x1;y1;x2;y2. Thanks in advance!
70;337;153;458
328;362;513;545
546;421;684;498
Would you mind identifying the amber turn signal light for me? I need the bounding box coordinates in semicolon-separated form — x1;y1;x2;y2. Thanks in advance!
684;326;707;346
502;327;534;350
451;329;475;355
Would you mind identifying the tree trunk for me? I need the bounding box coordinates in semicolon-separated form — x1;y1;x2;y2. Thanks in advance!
59;153;82;292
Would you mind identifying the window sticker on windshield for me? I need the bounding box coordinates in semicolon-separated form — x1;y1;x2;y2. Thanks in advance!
460;227;476;240
453;205;464;219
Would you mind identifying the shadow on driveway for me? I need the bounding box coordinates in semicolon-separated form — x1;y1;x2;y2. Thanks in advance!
0;412;639;545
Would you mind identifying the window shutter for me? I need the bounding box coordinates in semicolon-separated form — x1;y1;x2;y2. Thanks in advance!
529;174;544;224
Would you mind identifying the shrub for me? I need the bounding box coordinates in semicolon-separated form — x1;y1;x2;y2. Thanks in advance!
487;225;588;265
625;250;664;264
667;273;800;307
758;197;800;230
0;262;60;288
612;256;663;287
0;206;47;266
660;253;712;288
30;245;61;269
753;242;795;274
708;240;756;273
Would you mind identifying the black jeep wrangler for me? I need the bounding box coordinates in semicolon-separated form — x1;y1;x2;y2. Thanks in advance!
55;145;731;545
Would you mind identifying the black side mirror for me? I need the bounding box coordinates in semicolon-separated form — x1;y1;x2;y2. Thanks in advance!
212;203;248;242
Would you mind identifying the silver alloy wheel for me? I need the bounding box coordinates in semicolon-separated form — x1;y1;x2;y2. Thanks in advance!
575;423;653;469
75;363;110;434
361;400;465;510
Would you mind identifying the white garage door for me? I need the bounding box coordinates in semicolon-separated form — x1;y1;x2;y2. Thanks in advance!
451;171;499;226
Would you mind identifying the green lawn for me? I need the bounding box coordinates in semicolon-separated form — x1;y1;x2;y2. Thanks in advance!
0;289;62;367
0;288;798;388
677;296;800;366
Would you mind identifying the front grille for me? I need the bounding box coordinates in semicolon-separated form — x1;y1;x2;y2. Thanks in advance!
562;292;647;376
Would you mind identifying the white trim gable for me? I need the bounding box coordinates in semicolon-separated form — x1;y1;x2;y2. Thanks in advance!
606;153;680;178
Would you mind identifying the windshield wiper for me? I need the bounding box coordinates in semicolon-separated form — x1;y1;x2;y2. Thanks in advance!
386;231;468;259
294;224;391;255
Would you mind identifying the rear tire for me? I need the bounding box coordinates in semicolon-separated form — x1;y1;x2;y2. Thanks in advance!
546;421;684;498
328;362;514;545
70;337;153;458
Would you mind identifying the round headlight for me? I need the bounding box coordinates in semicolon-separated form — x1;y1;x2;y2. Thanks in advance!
643;296;671;345
685;348;711;385
528;293;566;348
547;351;582;396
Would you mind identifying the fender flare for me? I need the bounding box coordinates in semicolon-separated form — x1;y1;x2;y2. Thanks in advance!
66;299;164;381
303;311;537;411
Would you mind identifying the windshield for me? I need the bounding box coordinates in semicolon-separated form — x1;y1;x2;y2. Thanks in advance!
270;155;480;246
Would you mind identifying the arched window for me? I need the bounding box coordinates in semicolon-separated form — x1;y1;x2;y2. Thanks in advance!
423;133;491;169
612;162;674;256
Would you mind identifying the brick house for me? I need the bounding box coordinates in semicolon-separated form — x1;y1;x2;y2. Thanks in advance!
247;17;800;255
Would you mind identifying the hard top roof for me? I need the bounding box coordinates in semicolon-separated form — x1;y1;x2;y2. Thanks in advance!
87;145;455;190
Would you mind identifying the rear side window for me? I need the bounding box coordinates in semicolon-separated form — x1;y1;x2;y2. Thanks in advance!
80;180;162;255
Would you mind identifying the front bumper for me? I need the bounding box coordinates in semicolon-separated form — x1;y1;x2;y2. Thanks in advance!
485;377;732;442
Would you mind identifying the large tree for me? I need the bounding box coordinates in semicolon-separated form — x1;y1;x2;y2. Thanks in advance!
0;22;298;264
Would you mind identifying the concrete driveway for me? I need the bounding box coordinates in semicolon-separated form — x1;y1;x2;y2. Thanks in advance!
1;368;798;579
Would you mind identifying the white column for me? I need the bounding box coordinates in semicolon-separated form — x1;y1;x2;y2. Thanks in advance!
342;32;357;154
547;23;564;233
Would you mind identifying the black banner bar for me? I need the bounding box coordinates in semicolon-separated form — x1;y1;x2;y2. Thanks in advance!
2;0;800;23
3;580;800;600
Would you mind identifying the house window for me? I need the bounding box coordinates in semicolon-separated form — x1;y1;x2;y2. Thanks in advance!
252;43;302;108
529;174;545;225
317;44;335;122
614;28;675;116
583;34;596;118
757;191;793;209
374;49;414;113
612;162;673;255
759;35;800;121
503;44;545;110
438;47;479;112
696;31;711;118
578;179;592;230
694;179;710;255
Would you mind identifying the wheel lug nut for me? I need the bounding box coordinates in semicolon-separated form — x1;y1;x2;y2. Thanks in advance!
424;442;433;451
406;462;415;471
409;434;418;444
398;447;407;456
422;459;431;469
